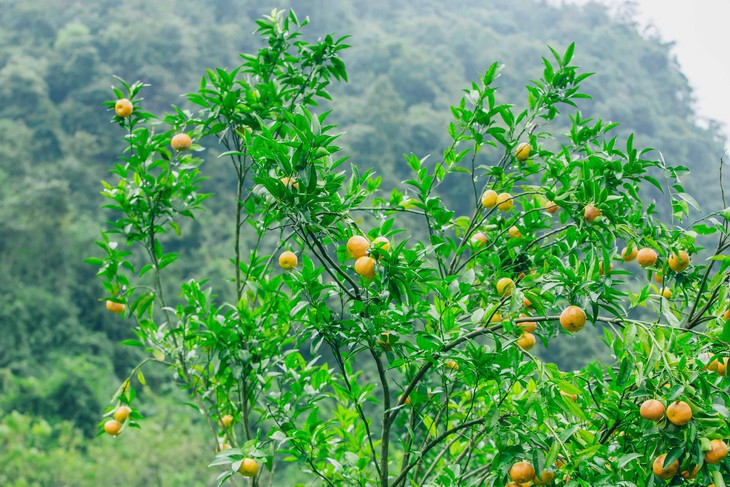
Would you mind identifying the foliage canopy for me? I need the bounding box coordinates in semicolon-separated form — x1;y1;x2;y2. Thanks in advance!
89;8;730;487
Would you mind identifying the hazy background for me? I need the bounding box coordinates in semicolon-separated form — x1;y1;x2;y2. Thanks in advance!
0;0;726;485
563;0;730;143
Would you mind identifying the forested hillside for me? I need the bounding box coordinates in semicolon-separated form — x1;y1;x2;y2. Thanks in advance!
0;0;725;484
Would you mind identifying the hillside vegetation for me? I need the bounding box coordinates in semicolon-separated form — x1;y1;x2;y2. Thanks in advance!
0;0;725;484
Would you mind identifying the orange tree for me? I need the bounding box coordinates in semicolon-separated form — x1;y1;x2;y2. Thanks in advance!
88;9;730;487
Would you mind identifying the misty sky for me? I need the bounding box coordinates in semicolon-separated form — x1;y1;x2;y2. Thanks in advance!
636;0;730;145
564;0;730;146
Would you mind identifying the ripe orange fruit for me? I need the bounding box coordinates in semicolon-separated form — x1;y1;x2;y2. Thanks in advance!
523;297;533;309
508;226;523;239
372;236;390;251
355;256;377;279
509;461;535;483
517;333;535;351
708;357;728;376
666;400;692;426
660;288;672;299
559;306;586;332
515;142;532;161
220;414;234;428
723;308;730;320
496;193;514;212
113;405;132;423
171;133;192;151
481;189;498;208
238;458;259;477
518;314;537;333
533;470;556;485
104;419;122;436
652;454;679;480
445;359;459;371
114;98;133;117
347;235;370;259
654;273;664;283
280;177;298;189
496;277;515;297
598;261;612;275
489;312;503;323
106;300;125;314
637;248;658;267
278;251;298;270
621;246;638;262
705;439;728;464
680;465;699;479
377;332;392;351
545;201;558;214
639;399;665;421
471;231;487;247
584;204;602;222
668;250;690;272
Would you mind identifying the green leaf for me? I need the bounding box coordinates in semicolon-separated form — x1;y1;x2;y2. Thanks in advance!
562;43;575;66
617;453;642;469
720;318;730;342
663;447;683;469
422;415;437;437
556;380;582;395
719;207;730;221
616;358;631;387
416;333;441;352
545;440;560;467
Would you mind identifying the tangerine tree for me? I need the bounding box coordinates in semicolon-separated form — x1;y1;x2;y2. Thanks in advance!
88;9;730;487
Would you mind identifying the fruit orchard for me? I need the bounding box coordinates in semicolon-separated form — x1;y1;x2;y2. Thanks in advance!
89;9;730;487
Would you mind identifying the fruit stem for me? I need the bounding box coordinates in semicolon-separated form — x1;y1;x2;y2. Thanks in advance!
233;152;245;303
299;227;361;301
398;408;418;477
147;220;220;453
371;350;391;487
332;344;381;477
418;434;462;483
686;232;729;328
391;417;487;487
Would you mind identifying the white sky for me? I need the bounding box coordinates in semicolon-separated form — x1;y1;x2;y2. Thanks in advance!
564;0;730;145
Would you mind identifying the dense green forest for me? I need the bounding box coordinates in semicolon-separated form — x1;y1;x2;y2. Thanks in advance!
0;0;725;484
